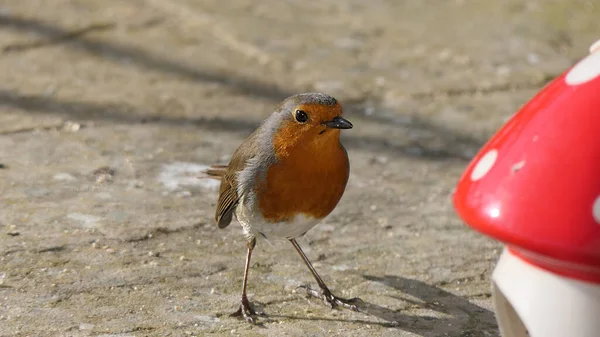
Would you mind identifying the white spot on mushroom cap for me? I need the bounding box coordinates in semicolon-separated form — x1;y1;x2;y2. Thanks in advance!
590;38;600;54
565;52;600;85
471;149;498;181
593;196;600;224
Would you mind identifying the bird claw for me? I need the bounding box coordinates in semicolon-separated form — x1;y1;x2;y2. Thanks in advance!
230;299;264;324
298;285;360;311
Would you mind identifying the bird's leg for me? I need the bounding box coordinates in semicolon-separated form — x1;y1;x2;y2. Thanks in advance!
289;238;359;311
231;237;262;323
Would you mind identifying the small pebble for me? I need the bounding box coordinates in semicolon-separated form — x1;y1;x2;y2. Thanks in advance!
63;121;81;132
93;167;115;184
371;156;388;165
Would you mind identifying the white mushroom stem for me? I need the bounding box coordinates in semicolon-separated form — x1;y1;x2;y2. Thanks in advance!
493;248;600;337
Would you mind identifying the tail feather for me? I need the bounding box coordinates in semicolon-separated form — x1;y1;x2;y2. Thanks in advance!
204;164;227;179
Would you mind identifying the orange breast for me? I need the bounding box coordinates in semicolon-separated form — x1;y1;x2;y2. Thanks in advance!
257;134;349;223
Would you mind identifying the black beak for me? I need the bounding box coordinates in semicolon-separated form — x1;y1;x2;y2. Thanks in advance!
322;116;353;129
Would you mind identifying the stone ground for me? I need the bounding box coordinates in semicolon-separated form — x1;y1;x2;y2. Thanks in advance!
0;0;598;336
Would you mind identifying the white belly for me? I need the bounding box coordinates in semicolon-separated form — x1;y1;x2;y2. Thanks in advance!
235;201;320;240
253;213;320;240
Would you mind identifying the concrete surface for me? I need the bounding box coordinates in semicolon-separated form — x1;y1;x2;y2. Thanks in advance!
0;0;598;336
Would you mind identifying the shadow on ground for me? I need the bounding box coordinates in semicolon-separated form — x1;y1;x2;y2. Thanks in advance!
0;13;485;161
356;275;498;336
269;275;498;336
0;88;483;161
0;14;291;101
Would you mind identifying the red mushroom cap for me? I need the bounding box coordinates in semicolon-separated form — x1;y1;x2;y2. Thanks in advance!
453;45;600;283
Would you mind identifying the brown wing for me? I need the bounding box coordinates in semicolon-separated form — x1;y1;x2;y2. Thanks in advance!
215;130;261;229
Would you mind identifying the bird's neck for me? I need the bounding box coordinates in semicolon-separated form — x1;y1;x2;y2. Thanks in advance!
273;131;341;160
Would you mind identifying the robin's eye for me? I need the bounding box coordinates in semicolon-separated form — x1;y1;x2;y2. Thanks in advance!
295;110;308;123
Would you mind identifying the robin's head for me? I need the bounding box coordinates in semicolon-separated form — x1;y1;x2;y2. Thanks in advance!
267;93;352;154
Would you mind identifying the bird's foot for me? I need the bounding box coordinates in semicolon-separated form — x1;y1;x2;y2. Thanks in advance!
298;285;360;311
230;297;264;324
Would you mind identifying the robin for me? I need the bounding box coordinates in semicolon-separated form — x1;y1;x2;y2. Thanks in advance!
206;92;358;323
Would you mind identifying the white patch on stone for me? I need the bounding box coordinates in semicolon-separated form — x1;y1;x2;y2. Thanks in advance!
67;213;102;228
54;173;76;181
193;315;220;323
79;323;95;331
470;149;498;181
158;162;220;191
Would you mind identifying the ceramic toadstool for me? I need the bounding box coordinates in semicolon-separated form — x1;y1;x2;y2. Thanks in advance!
453;38;600;337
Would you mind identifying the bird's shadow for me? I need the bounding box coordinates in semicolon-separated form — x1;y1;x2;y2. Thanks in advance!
263;275;499;337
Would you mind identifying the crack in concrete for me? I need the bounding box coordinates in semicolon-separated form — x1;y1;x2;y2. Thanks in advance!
2;22;117;53
0;223;206;257
125;222;205;242
36;245;68;253
0;122;66;135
